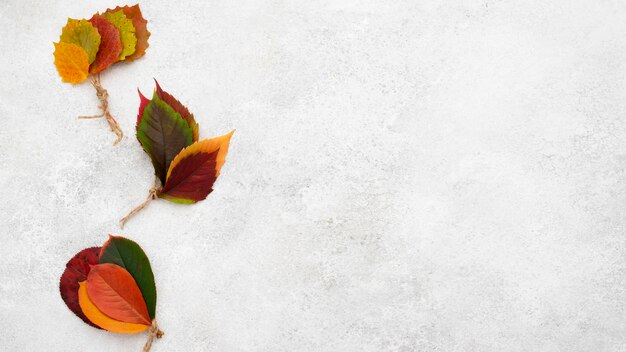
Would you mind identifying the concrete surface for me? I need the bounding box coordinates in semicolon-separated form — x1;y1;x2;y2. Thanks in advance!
1;0;625;351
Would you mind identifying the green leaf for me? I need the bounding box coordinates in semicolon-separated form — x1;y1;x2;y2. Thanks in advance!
155;80;199;142
103;10;136;60
59;18;101;64
99;236;157;320
137;95;193;184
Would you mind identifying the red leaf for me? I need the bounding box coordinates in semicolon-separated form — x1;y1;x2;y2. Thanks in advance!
87;263;151;325
88;14;122;74
136;88;150;132
59;247;102;328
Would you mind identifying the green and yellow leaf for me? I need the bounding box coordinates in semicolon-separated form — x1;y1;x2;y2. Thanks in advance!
103;10;137;60
59;18;101;64
109;5;150;61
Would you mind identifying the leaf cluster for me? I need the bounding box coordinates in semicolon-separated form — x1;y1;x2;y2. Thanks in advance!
137;81;234;204
53;5;150;83
59;236;157;334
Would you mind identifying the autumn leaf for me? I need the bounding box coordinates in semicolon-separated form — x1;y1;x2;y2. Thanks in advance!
87;263;151;325
103;10;137;60
136;89;151;131
78;281;149;334
137;95;193;184
160;130;235;203
53;42;89;83
155;80;200;142
121;81;235;227
113;4;150;61
100;235;157;320
59;247;102;329
59;18;101;64
88;14;122;74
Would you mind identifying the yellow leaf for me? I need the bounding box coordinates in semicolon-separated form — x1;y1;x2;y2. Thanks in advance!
103;10;137;60
59;18;101;64
77;281;149;334
106;5;150;62
53;42;89;84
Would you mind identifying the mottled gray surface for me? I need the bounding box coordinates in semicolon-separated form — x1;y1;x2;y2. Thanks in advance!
1;0;626;351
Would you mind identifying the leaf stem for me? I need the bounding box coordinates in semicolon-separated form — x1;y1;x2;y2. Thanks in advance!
79;73;124;145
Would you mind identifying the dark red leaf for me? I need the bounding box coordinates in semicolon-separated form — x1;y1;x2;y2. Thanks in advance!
159;131;234;203
160;150;218;202
59;247;102;328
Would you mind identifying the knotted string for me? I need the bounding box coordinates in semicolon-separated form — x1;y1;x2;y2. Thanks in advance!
120;179;161;229
142;319;164;352
79;73;124;145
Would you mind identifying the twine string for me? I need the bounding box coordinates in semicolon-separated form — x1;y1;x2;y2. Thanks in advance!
142;319;164;352
79;74;124;145
120;180;161;229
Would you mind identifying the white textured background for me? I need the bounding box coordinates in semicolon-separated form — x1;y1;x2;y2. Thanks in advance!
1;1;626;351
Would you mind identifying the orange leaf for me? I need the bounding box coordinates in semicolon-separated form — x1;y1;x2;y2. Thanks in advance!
53;42;89;84
78;281;149;334
160;130;234;203
87;263;151;325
